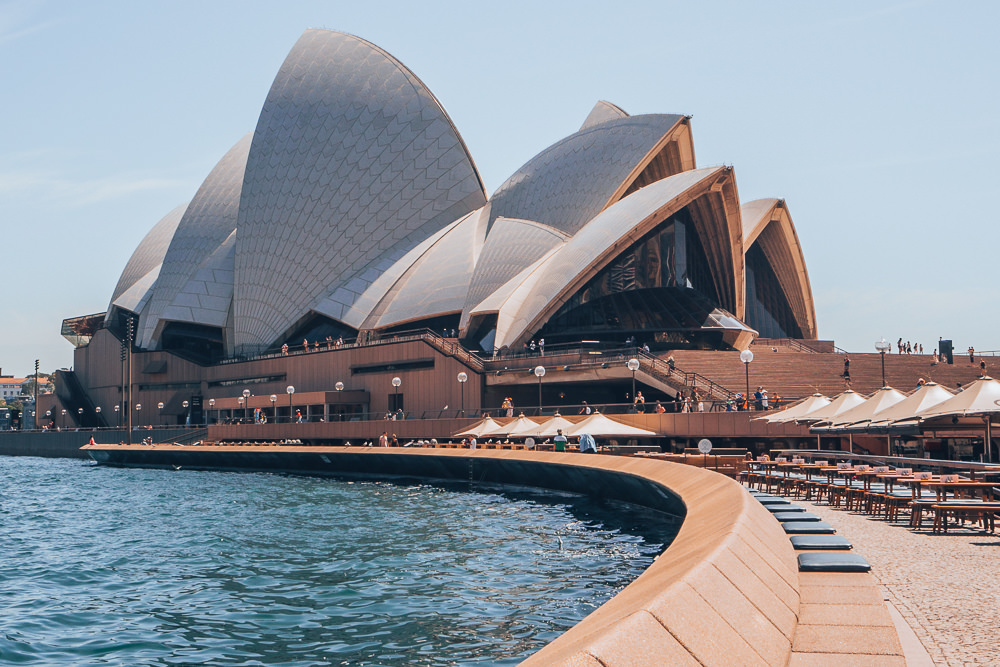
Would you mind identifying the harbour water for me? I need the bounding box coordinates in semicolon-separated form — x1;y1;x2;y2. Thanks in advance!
0;457;677;666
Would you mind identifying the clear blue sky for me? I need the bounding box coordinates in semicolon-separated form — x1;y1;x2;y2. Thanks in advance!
2;0;997;377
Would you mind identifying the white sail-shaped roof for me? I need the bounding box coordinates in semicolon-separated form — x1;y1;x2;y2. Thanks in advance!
232;30;487;353
138;134;251;348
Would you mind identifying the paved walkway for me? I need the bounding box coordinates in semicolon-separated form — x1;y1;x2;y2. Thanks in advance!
793;497;1000;666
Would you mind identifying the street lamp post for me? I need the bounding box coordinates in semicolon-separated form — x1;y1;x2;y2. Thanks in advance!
534;366;546;414
875;337;891;387
113;405;119;428
157;401;164;425
95;406;101;427
61;409;66;428
77;407;83;426
334;382;344;421
135;403;142;428
208;398;215;424
286;385;295;423
182;400;189;426
242;389;251;423
269;394;277;422
626;358;640;406
237;396;244;423
457;372;468;416
739;349;754;411
391;377;401;417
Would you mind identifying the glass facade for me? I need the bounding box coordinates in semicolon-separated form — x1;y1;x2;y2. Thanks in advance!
744;244;802;339
537;209;748;348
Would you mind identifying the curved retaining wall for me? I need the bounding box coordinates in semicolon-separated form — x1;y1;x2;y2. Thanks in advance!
85;445;799;665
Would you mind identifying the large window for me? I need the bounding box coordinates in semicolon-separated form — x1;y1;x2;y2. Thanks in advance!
537;209;739;348
744;244;802;339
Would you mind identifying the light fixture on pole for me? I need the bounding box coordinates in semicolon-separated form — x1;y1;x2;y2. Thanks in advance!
182;400;189;425
391;377;401;416
135;403;142;427
286;385;295;423
242;389;251;423
158;401;164;424
334;383;344;421
875;337;891;387
739;349;754;411
237;396;244;422
208;398;215;423
626;358;640;404
61;409;66;428
113;405;119;427
457;372;468;416
77;407;83;425
534;366;546;414
269;394;277;421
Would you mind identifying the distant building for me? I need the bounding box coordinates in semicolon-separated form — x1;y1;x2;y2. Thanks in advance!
0;374;26;401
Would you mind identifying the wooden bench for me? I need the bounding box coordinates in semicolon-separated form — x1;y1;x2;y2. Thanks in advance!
931;502;1000;534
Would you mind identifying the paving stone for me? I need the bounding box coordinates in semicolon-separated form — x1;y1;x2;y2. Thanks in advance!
791;494;1000;666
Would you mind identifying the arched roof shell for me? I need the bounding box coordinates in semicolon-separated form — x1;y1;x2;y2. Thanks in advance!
108;201;188;313
741;198;817;338
459;217;568;329
485;114;687;237
139;133;251;348
364;208;488;330
485;166;744;349
232;29;487;353
579;100;629;131
157;230;237;333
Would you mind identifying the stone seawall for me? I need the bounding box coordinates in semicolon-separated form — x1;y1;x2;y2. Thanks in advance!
0;429;190;459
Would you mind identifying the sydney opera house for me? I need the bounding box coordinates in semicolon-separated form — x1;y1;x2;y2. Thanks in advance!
55;29;816;429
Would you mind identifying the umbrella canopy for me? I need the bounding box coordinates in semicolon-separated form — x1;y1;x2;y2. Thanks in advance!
564;412;656;437
914;376;1000;420
521;415;577;438
505;414;547;437
866;382;954;433
795;390;866;424
757;393;830;423
811;386;907;432
452;415;505;438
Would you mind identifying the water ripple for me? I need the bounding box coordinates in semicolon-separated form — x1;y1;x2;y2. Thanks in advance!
0;457;677;665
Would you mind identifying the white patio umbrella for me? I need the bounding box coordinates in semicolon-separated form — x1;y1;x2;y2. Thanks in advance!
757;393;830;423
812;386;907;432
866;382;954;433
564;411;656;438
504;414;547;438
521;414;577;438
905;376;1000;463
794;390;866;424
452;415;504;438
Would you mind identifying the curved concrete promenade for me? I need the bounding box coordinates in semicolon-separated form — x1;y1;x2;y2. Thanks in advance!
83;444;898;665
